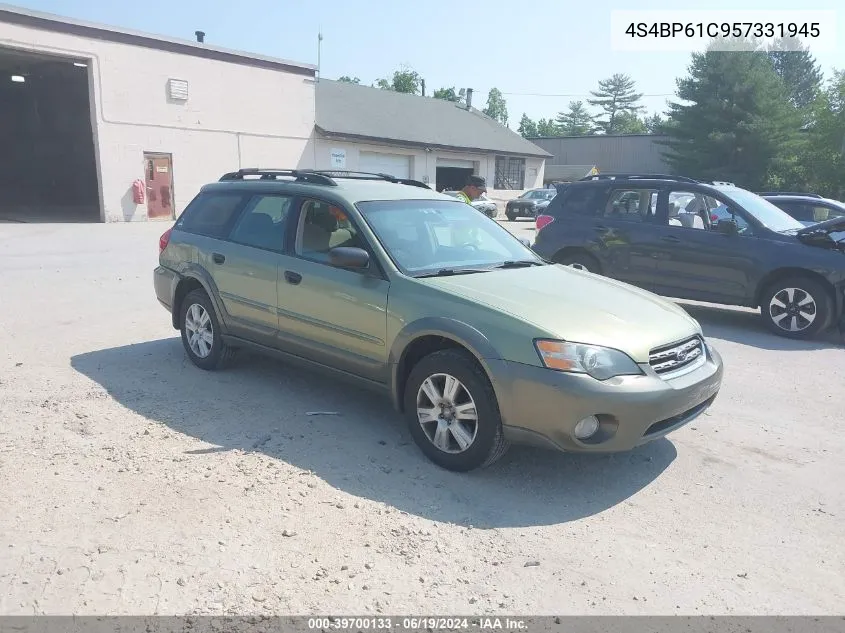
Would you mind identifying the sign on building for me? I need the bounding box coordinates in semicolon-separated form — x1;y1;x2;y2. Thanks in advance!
330;148;346;169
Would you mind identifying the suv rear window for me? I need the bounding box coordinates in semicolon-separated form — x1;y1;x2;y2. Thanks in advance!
554;186;604;217
177;192;248;238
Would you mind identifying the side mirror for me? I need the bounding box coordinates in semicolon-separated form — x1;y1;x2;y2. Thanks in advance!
716;219;739;236
518;237;532;248
329;246;370;269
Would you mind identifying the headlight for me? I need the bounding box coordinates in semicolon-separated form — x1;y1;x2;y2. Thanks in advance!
534;339;643;380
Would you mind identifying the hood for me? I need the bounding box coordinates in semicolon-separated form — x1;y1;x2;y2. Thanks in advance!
418;265;701;363
797;216;845;238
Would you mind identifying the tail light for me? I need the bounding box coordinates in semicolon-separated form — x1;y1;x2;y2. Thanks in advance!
536;214;555;231
159;228;172;254
710;213;718;222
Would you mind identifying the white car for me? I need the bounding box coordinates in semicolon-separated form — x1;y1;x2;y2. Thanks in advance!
441;190;498;218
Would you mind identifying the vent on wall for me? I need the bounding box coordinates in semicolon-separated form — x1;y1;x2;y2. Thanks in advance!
167;78;189;100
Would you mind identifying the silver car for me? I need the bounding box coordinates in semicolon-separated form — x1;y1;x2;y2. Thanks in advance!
441;190;498;218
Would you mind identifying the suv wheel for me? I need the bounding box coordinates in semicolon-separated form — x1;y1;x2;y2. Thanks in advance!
760;276;832;339
180;289;237;370
403;349;509;472
555;251;599;274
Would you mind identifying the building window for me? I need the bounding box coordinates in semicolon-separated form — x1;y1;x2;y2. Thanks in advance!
495;156;525;190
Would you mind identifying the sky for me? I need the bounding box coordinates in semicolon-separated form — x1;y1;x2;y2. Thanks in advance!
8;0;844;127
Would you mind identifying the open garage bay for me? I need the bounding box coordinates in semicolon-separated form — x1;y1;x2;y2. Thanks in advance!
0;222;843;614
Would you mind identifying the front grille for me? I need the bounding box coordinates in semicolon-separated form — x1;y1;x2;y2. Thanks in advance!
649;335;705;378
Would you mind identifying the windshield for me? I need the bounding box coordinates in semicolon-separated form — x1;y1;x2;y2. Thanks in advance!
520;189;555;200
718;187;805;232
357;199;544;275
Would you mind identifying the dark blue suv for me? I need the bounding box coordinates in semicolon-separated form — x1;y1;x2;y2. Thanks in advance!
532;174;845;340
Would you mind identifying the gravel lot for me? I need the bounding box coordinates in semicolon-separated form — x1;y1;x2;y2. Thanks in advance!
1;220;843;616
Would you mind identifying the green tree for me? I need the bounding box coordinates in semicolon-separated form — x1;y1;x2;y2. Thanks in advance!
767;38;823;111
376;66;422;94
660;46;804;191
801;70;845;198
433;86;466;104
644;113;665;134
613;111;647;134
554;101;595;135
536;118;559;136
337;76;360;84
587;73;644;134
517;113;538;137
482;87;509;126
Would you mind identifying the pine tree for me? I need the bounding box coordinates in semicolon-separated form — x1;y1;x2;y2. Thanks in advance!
660;47;803;190
536;118;559;136
767;38;823;111
554;101;595;136
482;88;509;126
517;114;538;137
587;74;644;134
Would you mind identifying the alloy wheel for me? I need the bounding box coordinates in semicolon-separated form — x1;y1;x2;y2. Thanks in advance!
184;303;214;358
416;373;479;454
768;287;817;333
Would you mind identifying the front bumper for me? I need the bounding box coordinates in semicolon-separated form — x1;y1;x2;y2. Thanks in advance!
494;345;724;453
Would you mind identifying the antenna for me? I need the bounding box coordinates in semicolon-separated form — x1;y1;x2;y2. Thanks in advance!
317;28;323;82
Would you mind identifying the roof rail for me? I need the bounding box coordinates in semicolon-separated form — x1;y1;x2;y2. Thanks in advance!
218;168;338;186
303;170;432;189
578;173;700;184
757;191;823;198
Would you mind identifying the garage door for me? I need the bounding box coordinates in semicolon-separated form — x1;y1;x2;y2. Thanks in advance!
359;152;411;179
436;158;475;169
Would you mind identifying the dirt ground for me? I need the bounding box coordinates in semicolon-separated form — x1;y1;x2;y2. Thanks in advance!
1;221;843;616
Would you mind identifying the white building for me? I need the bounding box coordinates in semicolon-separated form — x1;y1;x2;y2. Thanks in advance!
0;4;549;223
314;79;549;199
0;4;317;223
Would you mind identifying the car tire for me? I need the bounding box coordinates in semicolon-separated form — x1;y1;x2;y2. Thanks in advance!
403;349;510;472
554;251;600;274
760;276;833;339
179;289;237;370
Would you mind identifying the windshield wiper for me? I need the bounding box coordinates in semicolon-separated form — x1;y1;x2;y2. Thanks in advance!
493;260;546;269
414;268;492;278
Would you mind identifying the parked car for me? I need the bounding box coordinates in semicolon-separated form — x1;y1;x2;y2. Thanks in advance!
758;192;845;228
505;188;557;221
532;174;845;340
441;190;497;218
154;168;723;471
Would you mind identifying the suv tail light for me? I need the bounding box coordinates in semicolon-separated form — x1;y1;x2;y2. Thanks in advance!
159;228;172;254
536;214;554;231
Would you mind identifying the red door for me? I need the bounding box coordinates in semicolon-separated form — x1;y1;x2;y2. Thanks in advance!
144;153;174;220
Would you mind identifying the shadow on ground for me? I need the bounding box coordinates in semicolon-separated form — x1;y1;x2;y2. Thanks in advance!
71;337;675;529
677;301;843;351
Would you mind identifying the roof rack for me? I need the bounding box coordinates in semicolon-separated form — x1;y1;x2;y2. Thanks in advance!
302;170;432;189
579;173;700;184
218;168;432;190
219;168;338;186
757;191;823;198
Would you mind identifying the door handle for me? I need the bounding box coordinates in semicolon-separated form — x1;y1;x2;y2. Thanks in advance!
284;270;302;285
661;235;682;243
212;253;225;264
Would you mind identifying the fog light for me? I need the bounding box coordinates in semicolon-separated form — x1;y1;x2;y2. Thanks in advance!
574;415;600;440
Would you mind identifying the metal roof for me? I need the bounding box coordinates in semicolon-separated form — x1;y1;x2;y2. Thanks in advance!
544;165;597;182
0;3;316;76
315;79;552;158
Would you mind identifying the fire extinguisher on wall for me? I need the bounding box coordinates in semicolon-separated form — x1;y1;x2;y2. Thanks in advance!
132;179;145;204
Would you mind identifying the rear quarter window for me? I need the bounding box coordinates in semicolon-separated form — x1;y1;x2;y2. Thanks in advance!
176;191;249;239
552;186;605;217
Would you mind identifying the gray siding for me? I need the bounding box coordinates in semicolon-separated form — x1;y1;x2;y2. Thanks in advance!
528;135;672;174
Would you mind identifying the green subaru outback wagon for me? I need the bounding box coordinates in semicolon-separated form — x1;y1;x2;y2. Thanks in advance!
154;169;724;471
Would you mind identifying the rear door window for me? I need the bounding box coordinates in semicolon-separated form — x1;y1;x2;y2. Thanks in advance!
555;186;604;217
603;188;660;223
177;191;249;238
228;194;294;252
